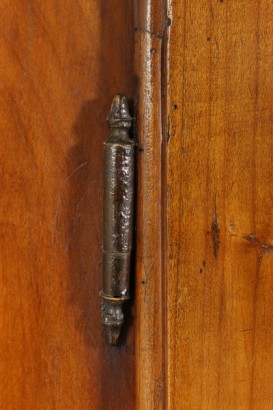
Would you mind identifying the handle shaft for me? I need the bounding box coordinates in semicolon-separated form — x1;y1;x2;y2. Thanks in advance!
100;95;134;346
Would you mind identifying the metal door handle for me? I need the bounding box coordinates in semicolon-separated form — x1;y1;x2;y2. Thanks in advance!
100;94;135;346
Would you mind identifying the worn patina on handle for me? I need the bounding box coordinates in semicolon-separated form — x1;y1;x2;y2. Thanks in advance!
100;94;134;346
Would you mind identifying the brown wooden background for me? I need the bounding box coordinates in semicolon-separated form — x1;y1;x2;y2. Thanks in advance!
166;1;273;409
0;1;135;409
2;1;273;409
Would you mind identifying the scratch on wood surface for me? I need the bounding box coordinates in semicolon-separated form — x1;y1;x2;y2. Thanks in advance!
211;206;220;258
135;27;164;40
166;114;171;143
64;193;85;252
65;161;89;181
53;192;62;231
135;17;171;41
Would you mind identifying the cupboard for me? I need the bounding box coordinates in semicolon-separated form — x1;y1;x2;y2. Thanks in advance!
1;1;273;409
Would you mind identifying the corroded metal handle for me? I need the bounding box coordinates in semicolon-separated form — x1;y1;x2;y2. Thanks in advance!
100;94;134;346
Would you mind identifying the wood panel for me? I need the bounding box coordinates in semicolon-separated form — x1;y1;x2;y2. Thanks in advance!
166;0;273;409
0;1;135;409
134;0;167;409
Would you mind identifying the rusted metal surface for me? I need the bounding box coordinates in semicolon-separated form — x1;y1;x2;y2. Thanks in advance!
100;94;134;346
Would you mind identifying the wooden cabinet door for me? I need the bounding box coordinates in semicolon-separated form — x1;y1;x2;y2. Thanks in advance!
135;1;273;409
2;1;273;409
0;2;135;409
166;2;273;408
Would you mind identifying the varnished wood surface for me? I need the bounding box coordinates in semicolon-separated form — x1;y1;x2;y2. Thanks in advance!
166;1;273;409
134;1;167;409
0;1;135;409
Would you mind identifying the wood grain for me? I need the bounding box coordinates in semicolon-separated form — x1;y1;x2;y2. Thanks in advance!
0;1;135;409
166;0;273;409
134;0;167;409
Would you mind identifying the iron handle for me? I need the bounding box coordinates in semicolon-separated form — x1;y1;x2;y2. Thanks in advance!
100;94;135;346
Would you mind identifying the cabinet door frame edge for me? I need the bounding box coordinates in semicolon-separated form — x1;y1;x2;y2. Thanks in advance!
135;1;168;408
